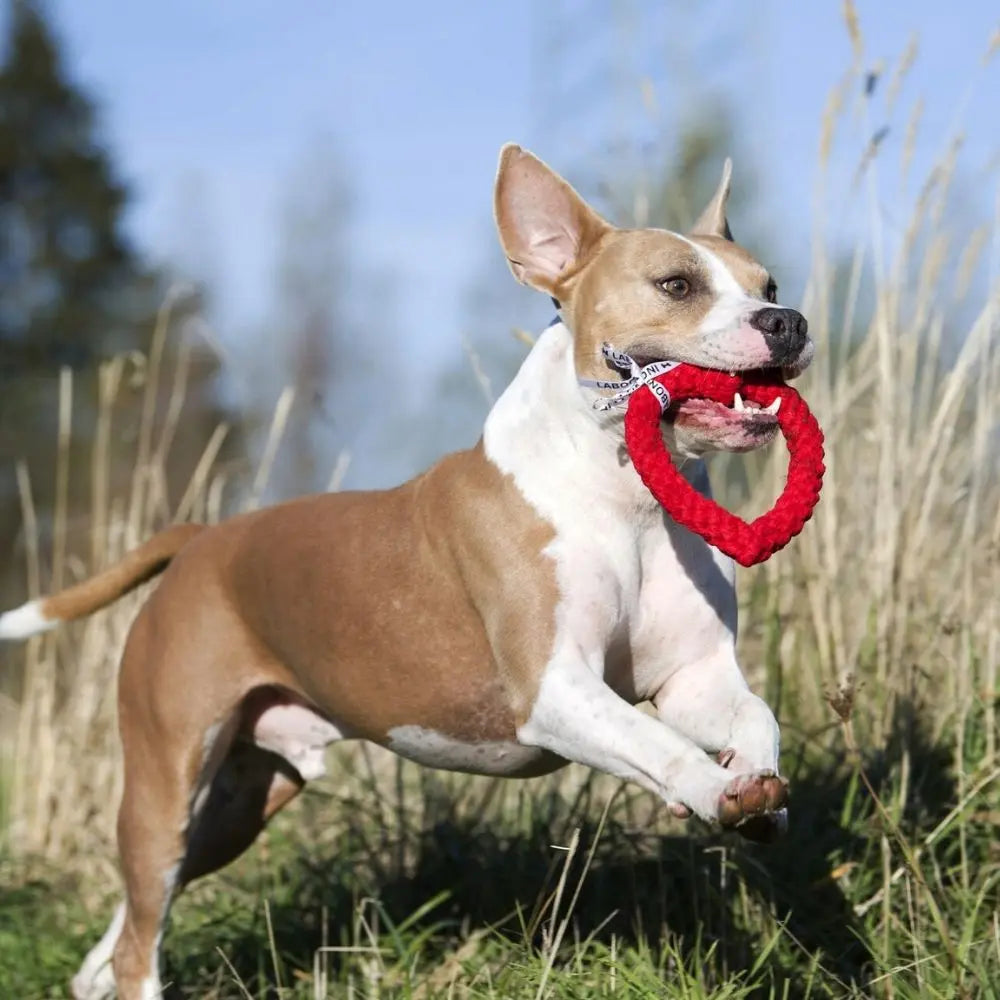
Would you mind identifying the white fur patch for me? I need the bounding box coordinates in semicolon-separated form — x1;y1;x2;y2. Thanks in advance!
252;704;344;780
483;322;737;684
140;972;164;999
71;903;125;1000
675;235;774;369
683;236;814;374
386;725;544;775
518;650;728;820
0;599;56;640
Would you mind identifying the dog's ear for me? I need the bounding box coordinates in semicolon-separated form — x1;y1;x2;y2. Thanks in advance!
494;144;611;294
690;158;734;241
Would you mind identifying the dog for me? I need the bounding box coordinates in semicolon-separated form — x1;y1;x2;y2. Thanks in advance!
0;145;813;1000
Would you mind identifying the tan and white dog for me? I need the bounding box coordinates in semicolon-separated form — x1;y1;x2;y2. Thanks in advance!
0;145;812;1000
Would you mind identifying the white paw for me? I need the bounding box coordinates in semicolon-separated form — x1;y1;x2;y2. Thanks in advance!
71;963;116;1000
72;903;124;1000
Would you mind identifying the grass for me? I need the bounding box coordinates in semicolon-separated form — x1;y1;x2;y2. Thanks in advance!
2;716;999;998
2;7;1000;998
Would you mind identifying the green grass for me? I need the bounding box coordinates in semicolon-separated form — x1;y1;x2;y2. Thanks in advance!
3;697;998;1000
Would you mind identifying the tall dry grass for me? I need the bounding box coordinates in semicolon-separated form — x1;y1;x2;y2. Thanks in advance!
0;288;300;864
724;33;1000;762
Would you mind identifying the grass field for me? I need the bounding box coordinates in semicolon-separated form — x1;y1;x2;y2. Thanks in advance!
2;19;1000;999
2;702;999;999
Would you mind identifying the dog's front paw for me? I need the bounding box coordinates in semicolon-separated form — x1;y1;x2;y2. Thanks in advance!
716;771;788;833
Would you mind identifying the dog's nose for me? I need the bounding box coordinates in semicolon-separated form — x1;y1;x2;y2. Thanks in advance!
749;307;809;364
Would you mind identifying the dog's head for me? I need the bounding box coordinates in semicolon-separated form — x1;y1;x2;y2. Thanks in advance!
494;144;813;457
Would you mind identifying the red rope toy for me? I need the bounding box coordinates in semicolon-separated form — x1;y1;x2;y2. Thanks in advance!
622;364;824;566
579;345;823;566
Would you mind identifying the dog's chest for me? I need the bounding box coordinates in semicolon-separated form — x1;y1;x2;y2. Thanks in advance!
551;516;738;699
483;327;738;702
629;525;737;685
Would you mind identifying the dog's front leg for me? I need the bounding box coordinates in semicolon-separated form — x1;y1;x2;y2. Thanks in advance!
652;650;788;839
653;649;780;773
516;648;784;828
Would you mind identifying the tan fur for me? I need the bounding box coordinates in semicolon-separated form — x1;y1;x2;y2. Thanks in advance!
564;230;719;379
93;440;565;995
690;158;733;240
128;443;560;764
493;150;773;386
494;145;612;293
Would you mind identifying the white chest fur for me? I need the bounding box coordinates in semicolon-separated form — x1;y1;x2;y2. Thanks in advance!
483;322;738;704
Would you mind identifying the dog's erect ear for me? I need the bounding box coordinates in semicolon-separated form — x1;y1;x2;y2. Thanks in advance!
494;144;611;294
690;158;734;241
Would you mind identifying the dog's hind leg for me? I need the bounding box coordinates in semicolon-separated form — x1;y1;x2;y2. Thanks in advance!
72;628;268;998
75;691;340;1000
72;726;251;1000
104;722;203;999
178;741;304;884
176;684;345;885
72;592;344;1000
73;722;202;1000
71;903;126;1000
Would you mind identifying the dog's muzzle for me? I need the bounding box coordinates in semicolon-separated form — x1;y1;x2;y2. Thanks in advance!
749;307;809;366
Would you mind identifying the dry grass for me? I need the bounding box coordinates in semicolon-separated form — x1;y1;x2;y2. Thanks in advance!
0;288;300;864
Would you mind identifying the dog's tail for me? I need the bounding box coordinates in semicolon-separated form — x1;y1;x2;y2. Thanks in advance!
0;523;205;640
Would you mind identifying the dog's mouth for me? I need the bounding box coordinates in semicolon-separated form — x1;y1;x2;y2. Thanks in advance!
668;393;780;452
627;357;788;454
671;390;781;426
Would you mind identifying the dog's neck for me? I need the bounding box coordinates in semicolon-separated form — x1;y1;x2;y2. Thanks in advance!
483;320;685;520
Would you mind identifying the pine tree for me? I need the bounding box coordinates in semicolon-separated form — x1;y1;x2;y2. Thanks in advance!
0;0;156;374
0;2;243;607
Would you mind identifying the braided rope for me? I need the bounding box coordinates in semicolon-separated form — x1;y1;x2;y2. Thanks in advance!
623;366;825;567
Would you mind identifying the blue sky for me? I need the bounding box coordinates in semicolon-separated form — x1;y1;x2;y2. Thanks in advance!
8;0;999;484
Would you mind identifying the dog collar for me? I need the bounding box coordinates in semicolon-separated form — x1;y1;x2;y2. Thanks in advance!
578;344;680;411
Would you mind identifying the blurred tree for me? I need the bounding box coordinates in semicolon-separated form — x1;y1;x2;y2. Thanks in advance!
0;0;243;608
0;0;156;371
258;137;400;497
272;141;348;494
166;171;225;322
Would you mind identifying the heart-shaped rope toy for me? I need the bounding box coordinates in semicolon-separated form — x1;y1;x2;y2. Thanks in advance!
582;344;825;567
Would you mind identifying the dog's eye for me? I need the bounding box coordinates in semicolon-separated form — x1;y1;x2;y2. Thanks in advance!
765;279;778;304
658;276;690;299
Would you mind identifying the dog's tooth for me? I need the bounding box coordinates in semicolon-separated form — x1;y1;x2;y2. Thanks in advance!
765;397;781;414
733;392;745;412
